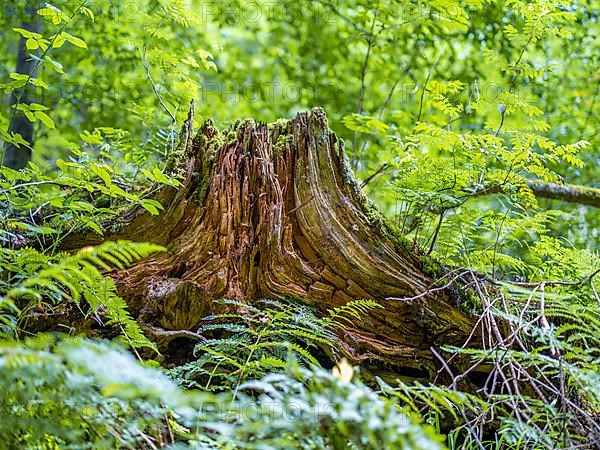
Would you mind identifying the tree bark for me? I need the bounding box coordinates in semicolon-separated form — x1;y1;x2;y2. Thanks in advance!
525;180;600;208
3;0;42;169
469;180;600;208
66;108;477;376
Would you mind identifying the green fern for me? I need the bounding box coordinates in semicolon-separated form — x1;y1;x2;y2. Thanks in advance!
0;240;163;351
326;299;382;328
171;298;380;391
0;334;443;450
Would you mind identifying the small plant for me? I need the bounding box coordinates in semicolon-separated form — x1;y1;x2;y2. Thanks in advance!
0;334;443;450
0;240;163;350
379;283;600;449
171;298;380;391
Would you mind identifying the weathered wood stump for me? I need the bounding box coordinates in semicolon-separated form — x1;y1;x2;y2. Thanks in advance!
68;108;476;376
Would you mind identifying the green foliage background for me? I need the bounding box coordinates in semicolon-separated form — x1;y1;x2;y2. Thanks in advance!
0;0;598;449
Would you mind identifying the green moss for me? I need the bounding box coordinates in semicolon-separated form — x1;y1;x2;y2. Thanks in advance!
194;119;223;154
95;194;111;209
457;286;483;315
273;134;292;155
188;120;223;204
224;129;238;145
419;255;442;278
268;118;290;131
355;181;412;250
237;118;256;129
219;118;259;146
107;216;124;235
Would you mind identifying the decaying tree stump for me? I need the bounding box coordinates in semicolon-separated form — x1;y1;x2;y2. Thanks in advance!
70;108;477;376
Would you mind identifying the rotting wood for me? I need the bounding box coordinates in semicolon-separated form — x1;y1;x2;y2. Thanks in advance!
63;108;477;376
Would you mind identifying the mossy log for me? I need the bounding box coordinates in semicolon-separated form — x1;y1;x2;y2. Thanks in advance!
65;108;477;376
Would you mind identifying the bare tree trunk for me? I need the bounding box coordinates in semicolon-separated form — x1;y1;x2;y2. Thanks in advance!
3;0;42;169
64;108;477;376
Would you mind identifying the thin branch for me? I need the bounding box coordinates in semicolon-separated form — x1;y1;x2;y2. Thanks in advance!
356;1;380;117
140;18;176;126
494;268;600;289
465;179;600;208
525;180;600;208
288;195;315;214
2;1;88;165
426;207;446;255
494;29;536;137
360;162;389;188
416;54;441;124
352;1;381;161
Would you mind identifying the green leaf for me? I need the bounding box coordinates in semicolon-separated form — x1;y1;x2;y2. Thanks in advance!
9;73;29;81
11;221;57;235
91;165;112;187
34;111;55;129
52;33;65;48
23;110;36;122
83;219;104;235
37;6;66;25
29;78;48;89
5;131;31;148
108;184;135;200
25;38;39;51
61;32;87;49
13;27;34;39
0;166;23;180
29;103;49;111
140;199;163;215
80;6;95;21
45;56;64;74
80;130;103;145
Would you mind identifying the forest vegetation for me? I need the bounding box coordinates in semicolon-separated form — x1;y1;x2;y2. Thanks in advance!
0;0;599;449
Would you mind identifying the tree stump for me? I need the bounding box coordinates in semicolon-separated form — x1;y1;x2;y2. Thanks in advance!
76;108;476;376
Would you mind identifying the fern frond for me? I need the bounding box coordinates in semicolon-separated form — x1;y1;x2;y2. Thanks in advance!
0;241;163;350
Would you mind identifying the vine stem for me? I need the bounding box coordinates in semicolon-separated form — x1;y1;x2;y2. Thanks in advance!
230;331;263;406
494;17;541;137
